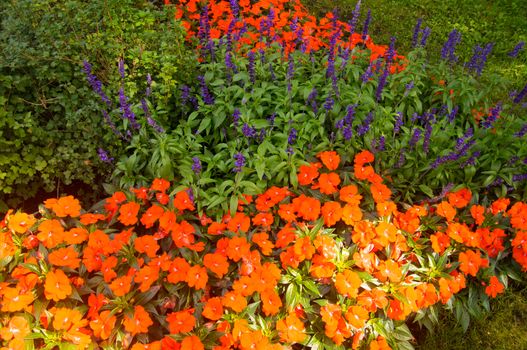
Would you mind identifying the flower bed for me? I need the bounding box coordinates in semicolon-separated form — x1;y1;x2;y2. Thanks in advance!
1;150;526;349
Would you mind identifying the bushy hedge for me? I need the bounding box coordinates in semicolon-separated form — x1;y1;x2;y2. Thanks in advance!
0;0;194;210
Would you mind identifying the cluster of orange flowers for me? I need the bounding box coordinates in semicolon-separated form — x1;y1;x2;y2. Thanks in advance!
163;0;405;70
1;149;526;349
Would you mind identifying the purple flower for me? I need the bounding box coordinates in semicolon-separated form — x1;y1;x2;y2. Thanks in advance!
448;106;459;123
409;128;422;148
362;9;371;42
101;110;124;139
242;123;256;138
192;157;202;174
375;67;389;102
423;123;433;153
198;75;214;105
412;19;422;48
233;152;245;172
288;128;297;145
358;112;374;136
508;41;525;58
233;108;241;126
229;0;239;17
348;0;361;35
396;148;406;168
118;87;140;130
513;83;527;104
287;56;295;92
141;99;164;133
145;74;152;97
324;96;334;112
307;88;318;113
393;112;403;134
82;60;112;107
98;148;113;163
404;81;414;95
481;103;502;128
248;51;256;85
441;29;462;62
420;27;431;47
385;36;396;64
466;43;494;76
343;126;353;140
361;63;374;83
118;59;125;80
267;113;276;126
514;123;527;137
225;51;238;75
344;104;356;125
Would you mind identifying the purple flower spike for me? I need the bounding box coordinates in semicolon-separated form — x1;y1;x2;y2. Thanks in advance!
82;60;112;107
441;29;462;63
198;75;215;105
233;152;245;172
98;148;114;163
288;128;297;145
349;0;361;35
412;19;422;48
118;59;125;80
508;41;525;58
362;9;371;42
192;157;202;174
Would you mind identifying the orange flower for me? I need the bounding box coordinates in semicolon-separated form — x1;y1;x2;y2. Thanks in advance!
357;289;388;312
134;265;160;292
252;212;274;228
436;201;456;222
89;310;116;340
186;265;208;290
252;232;275;255
485;276;505;298
64;227;89;245
44;269;72;301
339;184;362;206
151;178;170;192
7;212;36;234
203;253;230;278
202;297;224;320
276;313;306;343
313;172;341;194
226;212;251;233
342;203;363;226
48;246;81;269
140;204;165;228
167;257;191;284
166;309;195;334
260;288;282;316
181;335;204;350
226;236;251;262
470;204;486;225
278;203;297;223
79;213;106;225
37;219;65;248
109;275;133;297
297;162;322;185
1;287;34;312
335;269;361;298
317;151;340;170
123;305;153;336
134;235;160;258
293;195;320;221
119;201;141;226
45;195;81;217
369;336;392;350
345;305;369;329
354;150;374;166
52;307;87;332
458;250;488;276
174;190;195;212
491;197;510;215
430;232;451;254
447;188;472;208
370;182;392;203
375;259;402;283
0;315;30;341
222;291;247;313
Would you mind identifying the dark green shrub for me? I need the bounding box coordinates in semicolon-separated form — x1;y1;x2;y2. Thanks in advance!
0;0;195;211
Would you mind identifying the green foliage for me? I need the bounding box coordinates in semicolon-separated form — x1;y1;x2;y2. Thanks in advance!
108;37;527;215
0;0;194;211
